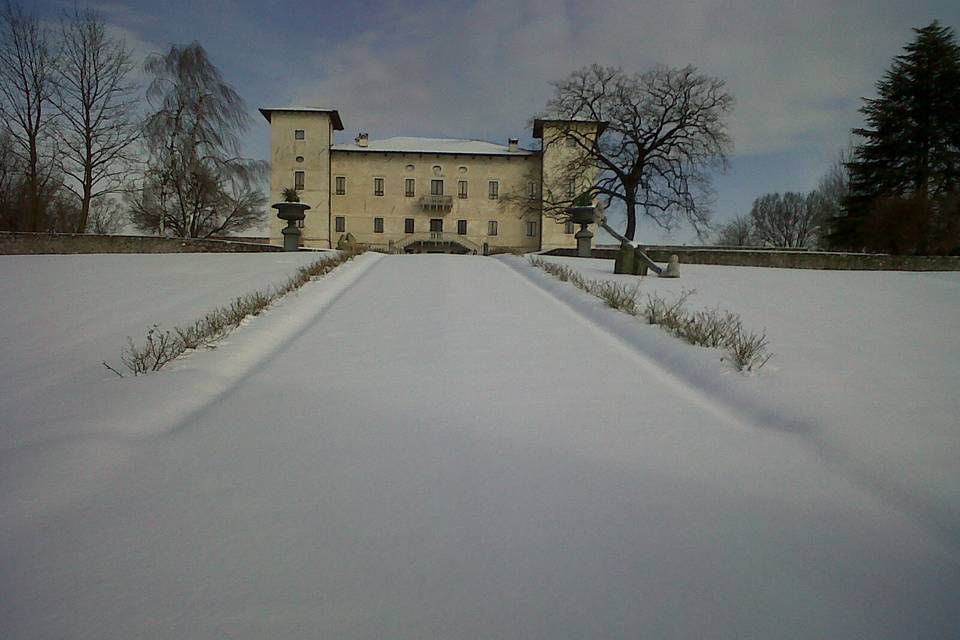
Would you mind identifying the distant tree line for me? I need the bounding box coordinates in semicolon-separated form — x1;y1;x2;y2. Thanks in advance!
0;1;265;237
717;20;959;255
715;151;848;249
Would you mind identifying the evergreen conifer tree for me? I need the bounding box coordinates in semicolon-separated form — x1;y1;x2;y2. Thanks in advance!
831;21;960;253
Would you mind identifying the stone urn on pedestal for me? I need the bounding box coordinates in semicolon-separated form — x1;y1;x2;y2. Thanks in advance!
272;188;310;251
565;193;596;258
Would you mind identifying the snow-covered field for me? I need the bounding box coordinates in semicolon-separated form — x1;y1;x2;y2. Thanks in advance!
1;252;958;638
0;252;324;449
526;255;960;544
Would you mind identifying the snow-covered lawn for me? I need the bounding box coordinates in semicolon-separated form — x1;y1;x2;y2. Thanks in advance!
1;253;958;638
525;255;960;542
0;252;324;449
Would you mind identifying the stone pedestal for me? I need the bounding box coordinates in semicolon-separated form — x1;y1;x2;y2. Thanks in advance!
632;246;649;276
281;224;301;251
614;242;634;274
575;226;593;258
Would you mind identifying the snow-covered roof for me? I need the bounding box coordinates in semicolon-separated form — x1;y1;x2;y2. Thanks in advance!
331;136;536;156
259;107;344;130
532;118;607;138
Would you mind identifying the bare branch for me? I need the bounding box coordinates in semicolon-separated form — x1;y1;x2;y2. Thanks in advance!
126;43;266;237
539;64;734;240
749;192;819;248
0;1;59;231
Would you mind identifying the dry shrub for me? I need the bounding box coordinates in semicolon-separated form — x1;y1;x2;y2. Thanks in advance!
644;290;694;326
676;307;741;348
529;256;602;296
593;280;640;315
726;328;773;372
121;325;184;375
113;249;362;376
529;257;773;372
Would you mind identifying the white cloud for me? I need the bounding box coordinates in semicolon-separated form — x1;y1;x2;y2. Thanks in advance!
289;0;942;158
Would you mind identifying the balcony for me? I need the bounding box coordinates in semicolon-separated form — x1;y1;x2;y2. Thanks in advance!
418;195;453;211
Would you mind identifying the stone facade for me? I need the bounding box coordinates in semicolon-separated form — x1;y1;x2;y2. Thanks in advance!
260;107;603;252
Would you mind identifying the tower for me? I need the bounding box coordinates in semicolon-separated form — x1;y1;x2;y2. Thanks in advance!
259;107;344;248
533;118;606;251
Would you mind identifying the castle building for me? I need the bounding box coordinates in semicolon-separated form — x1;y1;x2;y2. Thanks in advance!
259;107;603;253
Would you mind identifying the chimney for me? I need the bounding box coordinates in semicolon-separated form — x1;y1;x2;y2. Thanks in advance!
508;138;519;153
356;132;369;147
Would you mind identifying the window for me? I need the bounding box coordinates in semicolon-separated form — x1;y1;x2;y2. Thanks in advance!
565;135;576;148
565;221;576;234
296;218;305;229
335;176;345;195
457;219;467;235
458;180;468;199
374;217;384;233
295;129;305;140
431;179;443;196
335;216;345;232
374;177;384;196
430;218;443;233
487;220;498;236
294;171;304;191
488;181;499;200
404;218;415;234
528;182;537;198
405;178;415;197
567;181;577;198
526;221;538;237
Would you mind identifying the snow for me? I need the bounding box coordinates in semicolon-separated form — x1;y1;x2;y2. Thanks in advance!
521;255;960;543
0;252;325;449
2;253;958;638
331;136;535;155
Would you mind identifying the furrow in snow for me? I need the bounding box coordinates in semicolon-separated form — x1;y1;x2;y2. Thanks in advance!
498;254;960;549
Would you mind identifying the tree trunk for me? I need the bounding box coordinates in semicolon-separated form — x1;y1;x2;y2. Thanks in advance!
77;165;93;233
76;137;94;233
27;144;40;232
624;200;637;240
78;189;91;233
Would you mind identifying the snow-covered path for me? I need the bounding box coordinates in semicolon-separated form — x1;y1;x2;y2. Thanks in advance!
3;255;958;638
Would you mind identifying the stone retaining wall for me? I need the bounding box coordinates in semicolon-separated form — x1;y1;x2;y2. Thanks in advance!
545;246;960;271
0;232;282;255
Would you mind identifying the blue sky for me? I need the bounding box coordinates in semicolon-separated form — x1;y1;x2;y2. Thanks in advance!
30;0;960;242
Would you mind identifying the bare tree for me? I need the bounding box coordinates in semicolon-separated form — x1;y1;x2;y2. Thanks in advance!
0;1;57;231
87;194;125;234
126;42;266;237
0;130;22;229
809;148;850;249
749;192;819;248
534;64;733;241
53;6;139;233
714;213;754;246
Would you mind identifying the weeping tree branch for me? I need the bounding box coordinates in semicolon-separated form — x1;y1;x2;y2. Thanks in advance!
126;42;266;238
